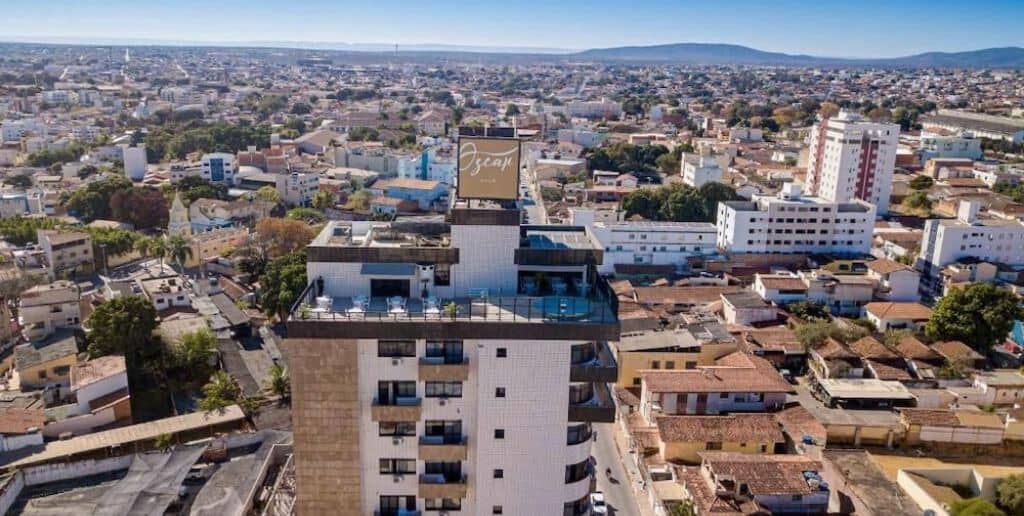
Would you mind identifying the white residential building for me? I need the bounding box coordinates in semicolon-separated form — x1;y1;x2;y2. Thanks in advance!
200;152;237;185
807;111;899;215
279;171;320;207
121;144;148;181
286;201;618;515
18;281;81;342
918;200;1024;275
716;184;875;256
587;221;717;274
919;131;983;163
680;151;722;188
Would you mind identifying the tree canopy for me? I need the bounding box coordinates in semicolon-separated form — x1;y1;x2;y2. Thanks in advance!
622;182;740;223
259;249;308;319
925;283;1024;353
255;218;315;258
586;143;669;174
63;175;134;221
199;371;243;412
996;473;1024;515
950;498;1006;516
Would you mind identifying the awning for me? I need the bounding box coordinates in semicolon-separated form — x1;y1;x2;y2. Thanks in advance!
361;263;417;276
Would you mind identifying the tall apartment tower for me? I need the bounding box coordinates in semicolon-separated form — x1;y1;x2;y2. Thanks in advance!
806;110;899;215
285;201;618;515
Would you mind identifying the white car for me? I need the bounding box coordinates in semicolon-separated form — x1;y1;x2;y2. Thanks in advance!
590;492;608;515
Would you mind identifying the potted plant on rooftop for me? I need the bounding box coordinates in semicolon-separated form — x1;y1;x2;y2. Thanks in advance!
443;301;458;320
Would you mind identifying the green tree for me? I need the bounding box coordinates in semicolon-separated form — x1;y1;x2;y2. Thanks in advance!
166;235;194;271
87;297;163;386
3;174;33;189
154;433;174;451
925;283;1024;353
787;301;830;320
286;207;326;223
290;102;312;115
0;217;62;246
996;473;1024;515
199;371;242;412
346;189;372;211
267;363;290;401
795;320;868;349
259;250;308;320
311;190;337;210
949;498;1005;516
254;186;281;204
669;501;696;516
902;191;932;213
170;328;217;379
909;175;934;190
176;176;228;203
63;175;134;221
505;104;520;117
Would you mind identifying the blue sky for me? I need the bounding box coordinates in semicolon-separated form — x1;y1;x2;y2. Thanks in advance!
3;0;1023;57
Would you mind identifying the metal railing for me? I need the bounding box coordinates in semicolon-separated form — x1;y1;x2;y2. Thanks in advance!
290;277;618;324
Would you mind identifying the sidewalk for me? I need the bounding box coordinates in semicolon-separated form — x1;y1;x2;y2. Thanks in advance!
610;415;658;516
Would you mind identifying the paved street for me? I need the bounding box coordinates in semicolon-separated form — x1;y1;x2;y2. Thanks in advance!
592;423;642;516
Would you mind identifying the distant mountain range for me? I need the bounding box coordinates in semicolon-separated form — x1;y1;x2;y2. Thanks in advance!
572;43;1024;68
4;37;1024;67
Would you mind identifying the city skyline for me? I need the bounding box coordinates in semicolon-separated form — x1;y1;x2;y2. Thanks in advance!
4;0;1024;58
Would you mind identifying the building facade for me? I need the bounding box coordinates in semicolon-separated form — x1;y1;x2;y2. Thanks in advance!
807;111;898;215
286;204;618;515
587;221;717;274
716;184;875;256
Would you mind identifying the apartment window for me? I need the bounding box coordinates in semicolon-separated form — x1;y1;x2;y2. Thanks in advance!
495;387;506;398
632;377;641;385
425;381;462;398
377;381;416;404
379;458;416;474
380;496;416;515
665;361;675;370
496;347;507;358
493;469;504;478
494;429;505;439
433;264;450;286
378;340;415;357
493;507;503;515
565;458;591;483
651;360;660;369
425;340;463;363
424;420;462;442
379;422;416;436
425;498;462;511
706;442;723;450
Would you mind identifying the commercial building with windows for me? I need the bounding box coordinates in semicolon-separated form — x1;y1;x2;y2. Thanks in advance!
200;152;237;185
587;220;717;274
918;200;1024;277
716;184;875;256
286;199;619;515
807;111;898;215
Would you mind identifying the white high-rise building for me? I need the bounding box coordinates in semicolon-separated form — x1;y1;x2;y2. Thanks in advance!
121;144;148;181
286;204;618;515
716;183;876;256
806;111;898;215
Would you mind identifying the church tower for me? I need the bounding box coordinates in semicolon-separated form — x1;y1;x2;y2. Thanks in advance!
168;192;192;238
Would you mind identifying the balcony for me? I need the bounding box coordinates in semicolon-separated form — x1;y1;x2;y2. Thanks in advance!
569;341;618;383
371;397;422;422
418;474;468;499
287;277;620;342
568;382;616;423
418;435;468;461
419;356;470;382
375;511;420;516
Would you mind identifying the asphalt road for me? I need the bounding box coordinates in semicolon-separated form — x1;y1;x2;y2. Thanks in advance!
592;423;642;516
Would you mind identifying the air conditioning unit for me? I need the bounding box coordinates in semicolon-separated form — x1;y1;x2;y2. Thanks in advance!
439;399;447;406
392;437;402;445
391;358;400;365
393;475;403;483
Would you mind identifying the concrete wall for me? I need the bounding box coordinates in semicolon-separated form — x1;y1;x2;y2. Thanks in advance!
660;439;774;464
0;431;43;453
22;455;133;486
0;471;25;516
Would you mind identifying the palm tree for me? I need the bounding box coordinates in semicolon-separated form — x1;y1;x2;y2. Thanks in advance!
199;371;241;412
266;363;290;402
136;235;169;271
166;235;193;272
310;190;336;211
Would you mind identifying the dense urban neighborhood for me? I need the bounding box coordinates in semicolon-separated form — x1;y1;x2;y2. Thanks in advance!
0;37;1023;516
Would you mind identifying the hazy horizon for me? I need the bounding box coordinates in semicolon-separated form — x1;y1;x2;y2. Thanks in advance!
3;0;1024;59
